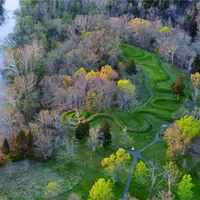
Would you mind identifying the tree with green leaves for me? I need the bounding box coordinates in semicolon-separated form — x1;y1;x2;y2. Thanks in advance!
89;178;113;200
1;138;10;155
44;181;61;199
125;59;137;75
177;174;194;200
194;53;200;73
133;160;148;186
164;161;181;195
99;119;111;145
75;122;89;140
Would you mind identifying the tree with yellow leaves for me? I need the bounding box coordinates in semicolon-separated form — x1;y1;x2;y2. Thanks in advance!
191;72;200;102
86;70;97;79
126;18;151;32
133;160;148;186
74;68;87;77
100;65;118;80
89;178;113;200
101;148;130;183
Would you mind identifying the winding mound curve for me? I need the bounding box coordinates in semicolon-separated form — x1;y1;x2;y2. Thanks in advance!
61;44;189;144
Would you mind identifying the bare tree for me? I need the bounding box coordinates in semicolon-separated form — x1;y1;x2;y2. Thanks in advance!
120;127;133;148
158;44;178;66
87;127;104;151
0;106;24;136
4;40;44;77
29;110;57;159
57;136;76;163
147;161;164;199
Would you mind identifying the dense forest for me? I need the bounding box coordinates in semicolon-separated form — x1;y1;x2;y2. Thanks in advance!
0;0;200;199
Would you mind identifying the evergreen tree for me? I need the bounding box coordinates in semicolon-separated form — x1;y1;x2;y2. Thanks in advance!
14;130;27;157
194;53;200;73
125;60;137;75
99;120;112;145
27;132;34;157
1;138;10;155
75;122;90;140
172;74;185;96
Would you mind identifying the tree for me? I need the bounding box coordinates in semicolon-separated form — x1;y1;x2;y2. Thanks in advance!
68;193;82;200
125;60;137;75
5;40;44;77
164;161;181;195
152;191;174;200
101;148;130;183
100;65;118;80
74;67;87;77
117;79;136;113
147;160;164;198
172;75;185;97
89;178;113;200
26;132;34;157
177;174;194;200
120;127;133;148
29;110;57;160
1;138;10;155
85;89;98;111
191;72;200;102
75;122;89;140
133;160;148;186
44;182;61;199
126;18;151;32
13;130;27;158
194;53;200;73
164;116;200;157
99;120;112;145
159;26;170;34
87;128;104;152
158;43;178;66
163;123;182;157
57;137;76;163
